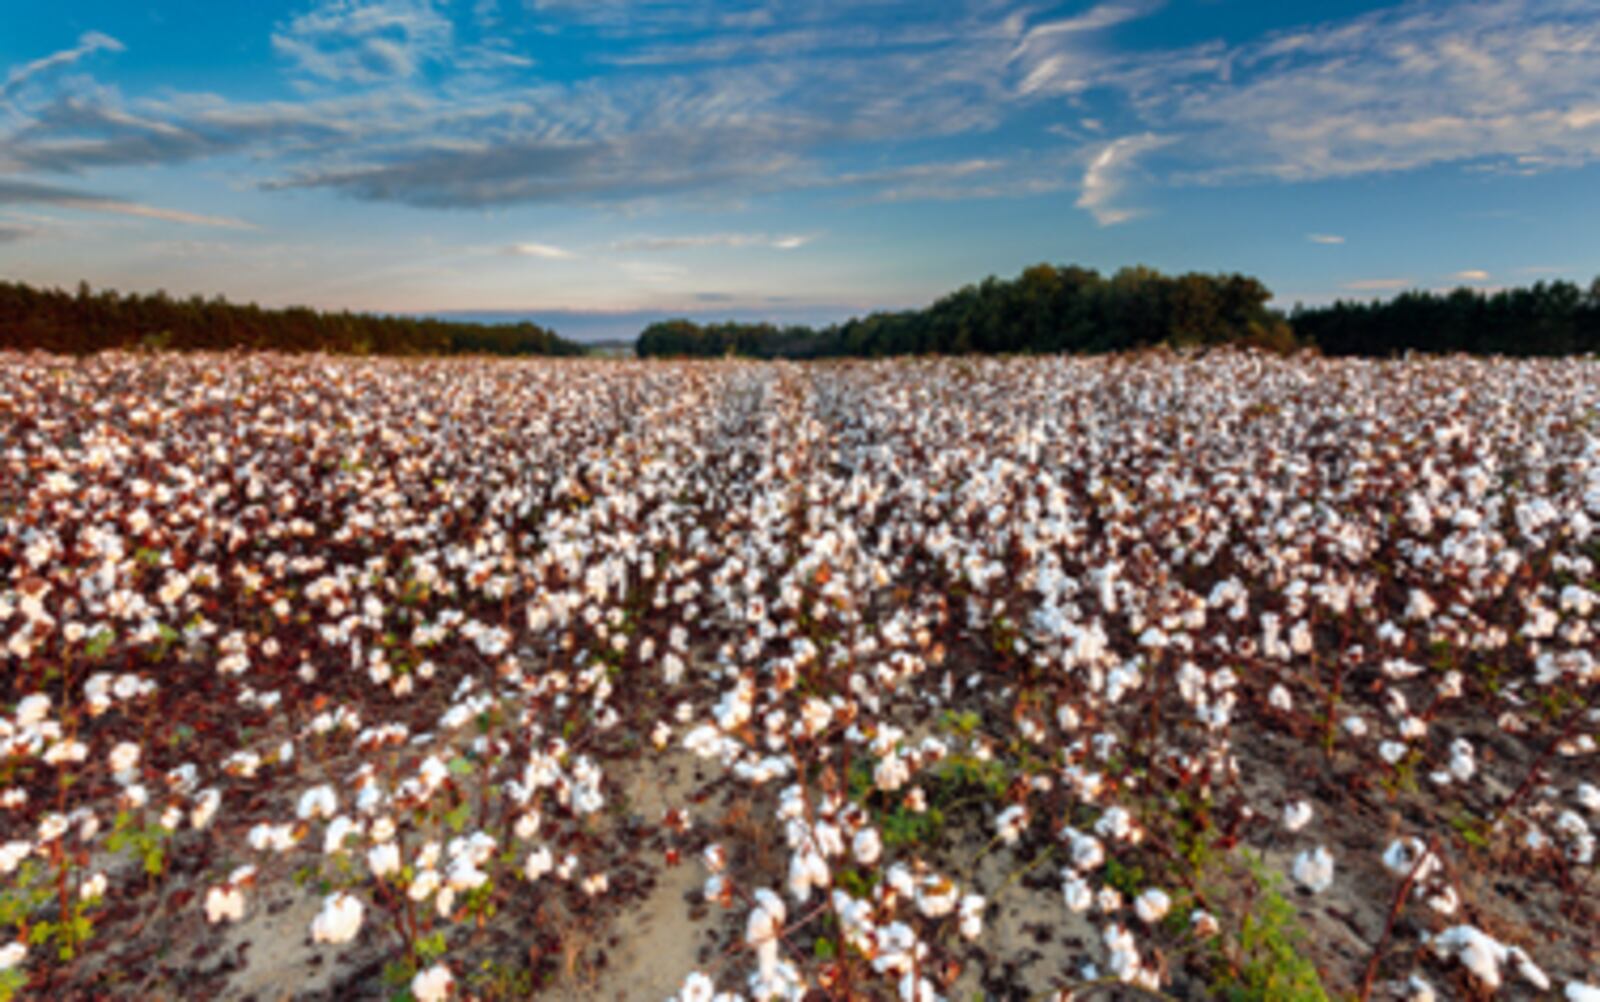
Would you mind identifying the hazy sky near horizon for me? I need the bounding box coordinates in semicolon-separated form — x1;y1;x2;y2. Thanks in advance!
2;0;1599;335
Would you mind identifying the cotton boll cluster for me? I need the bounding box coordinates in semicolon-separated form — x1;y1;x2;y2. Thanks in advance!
2;351;1598;996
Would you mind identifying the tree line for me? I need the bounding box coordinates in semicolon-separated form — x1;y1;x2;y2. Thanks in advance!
1291;280;1600;357
638;265;1292;358
0;280;585;356
638;265;1600;359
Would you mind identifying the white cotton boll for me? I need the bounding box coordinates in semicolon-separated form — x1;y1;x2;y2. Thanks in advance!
787;847;829;903
205;884;246;924
1382;837;1435;877
1096;886;1123;913
410;869;441;901
1404;974;1437;1002
1577;783;1600;814
1282;801;1313;833
1431;925;1508;990
874;753;911;793
191;788;221;830
1566;981;1600;1001
79;871;107;901
412;964;453;1001
1134;888;1170;924
108;741;141;777
745;888;786;947
1268;684;1293;711
676;971;716;1002
310;892;364;945
1426;885;1459;915
15;695;50;728
995;804;1028;844
1062;872;1093;912
324;815;362;855
297;785;338;821
368;842;401;879
1067;830;1104;871
853;826;882;866
1291;847;1335;894
1507;946;1548;990
1094;806;1132;841
959;894;985;940
917;875;960;918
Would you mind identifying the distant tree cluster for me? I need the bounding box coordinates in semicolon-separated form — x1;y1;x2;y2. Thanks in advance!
1292;280;1600;357
638;264;1294;358
0;280;585;356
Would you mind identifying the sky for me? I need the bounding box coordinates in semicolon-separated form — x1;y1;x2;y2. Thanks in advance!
2;0;1599;340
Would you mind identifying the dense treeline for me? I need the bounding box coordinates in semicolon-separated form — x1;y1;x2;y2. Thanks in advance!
1291;280;1600;357
638;266;1600;359
0;280;585;356
638;264;1293;358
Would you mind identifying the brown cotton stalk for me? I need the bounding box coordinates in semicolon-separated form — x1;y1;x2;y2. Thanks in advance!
1356;832;1441;1002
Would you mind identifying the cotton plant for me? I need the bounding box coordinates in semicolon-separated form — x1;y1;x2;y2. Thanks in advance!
1;350;1598;998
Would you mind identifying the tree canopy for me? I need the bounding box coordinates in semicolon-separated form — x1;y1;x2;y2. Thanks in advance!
637;264;1293;359
1291;280;1600;357
0;280;585;357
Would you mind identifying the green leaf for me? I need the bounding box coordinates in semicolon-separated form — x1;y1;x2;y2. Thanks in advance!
84;629;116;659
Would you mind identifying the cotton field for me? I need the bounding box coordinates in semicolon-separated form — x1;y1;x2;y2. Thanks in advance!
1;350;1597;1001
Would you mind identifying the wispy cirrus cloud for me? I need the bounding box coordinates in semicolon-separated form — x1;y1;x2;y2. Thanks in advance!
1344;278;1413;292
5;0;1600;237
1452;269;1490;281
1077;133;1168;225
272;0;453;83
504;241;575;259
611;232;811;252
1156;0;1600;183
1;31;123;100
1307;233;1344;244
0;178;254;228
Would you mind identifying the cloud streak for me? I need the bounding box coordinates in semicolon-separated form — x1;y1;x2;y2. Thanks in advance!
0;178;254;229
1077;133;1168;225
1307;233;1344;244
611;232;812;252
272;0;453;83
505;241;575;259
1;31;124;99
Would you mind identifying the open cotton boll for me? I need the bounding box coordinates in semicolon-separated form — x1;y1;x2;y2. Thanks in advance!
412;964;453;1001
1134;888;1170;924
1282;800;1313;833
205;885;245;924
1292;846;1335;893
309;892;363;945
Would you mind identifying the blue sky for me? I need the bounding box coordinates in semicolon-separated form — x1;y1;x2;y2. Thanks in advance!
2;0;1598;339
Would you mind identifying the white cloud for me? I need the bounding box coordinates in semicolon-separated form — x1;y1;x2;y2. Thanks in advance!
1151;0;1600;183
0;178;253;228
1;31;124;99
1307;233;1344;244
1077;133;1168;225
1452;269;1490;281
505;241;575;259
611;232;811;252
1344;278;1412;292
272;0;453;83
61;198;255;229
